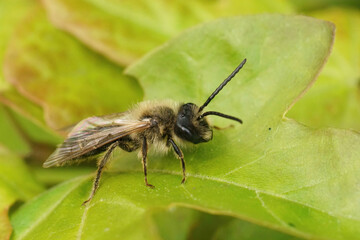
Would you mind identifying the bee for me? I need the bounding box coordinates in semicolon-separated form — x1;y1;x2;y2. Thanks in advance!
44;59;247;205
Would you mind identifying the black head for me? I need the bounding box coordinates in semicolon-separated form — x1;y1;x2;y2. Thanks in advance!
174;103;212;144
174;59;247;144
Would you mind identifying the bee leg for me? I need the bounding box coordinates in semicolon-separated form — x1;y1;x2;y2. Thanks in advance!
168;138;186;184
82;141;118;206
213;124;234;130
142;136;154;188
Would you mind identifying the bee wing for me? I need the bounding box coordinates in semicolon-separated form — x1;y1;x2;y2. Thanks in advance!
55;112;129;137
44;115;151;168
66;112;129;137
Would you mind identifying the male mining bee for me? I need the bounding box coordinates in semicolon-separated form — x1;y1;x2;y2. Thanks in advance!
44;58;247;205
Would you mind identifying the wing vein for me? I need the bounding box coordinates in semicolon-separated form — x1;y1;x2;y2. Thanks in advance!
44;116;151;167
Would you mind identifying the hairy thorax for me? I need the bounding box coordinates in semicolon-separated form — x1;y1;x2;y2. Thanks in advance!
140;106;176;144
123;100;182;154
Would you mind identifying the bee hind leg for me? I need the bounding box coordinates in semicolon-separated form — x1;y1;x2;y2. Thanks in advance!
168;138;186;184
82;141;119;206
142;136;154;188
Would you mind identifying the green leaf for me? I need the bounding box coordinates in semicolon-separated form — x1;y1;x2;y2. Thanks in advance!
9;109;61;148
0;105;31;156
3;7;143;129
0;0;64;148
150;207;301;239
0;146;44;240
0;88;47;128
0;97;62;169
10;174;303;240
287;8;360;131
291;0;360;11
212;216;301;240
0;0;35;91
0;103;61;159
10;15;351;240
42;0;294;65
32;166;95;186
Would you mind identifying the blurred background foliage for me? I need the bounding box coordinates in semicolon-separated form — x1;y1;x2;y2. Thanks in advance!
0;0;359;239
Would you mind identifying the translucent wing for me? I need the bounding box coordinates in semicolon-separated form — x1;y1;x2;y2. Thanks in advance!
43;114;151;168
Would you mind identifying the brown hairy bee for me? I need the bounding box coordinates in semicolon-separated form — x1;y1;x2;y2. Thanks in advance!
44;59;247;205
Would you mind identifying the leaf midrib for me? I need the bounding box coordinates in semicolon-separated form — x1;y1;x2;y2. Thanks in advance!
15;177;87;240
15;169;355;240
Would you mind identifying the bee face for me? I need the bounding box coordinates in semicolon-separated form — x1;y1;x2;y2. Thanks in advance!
174;103;213;144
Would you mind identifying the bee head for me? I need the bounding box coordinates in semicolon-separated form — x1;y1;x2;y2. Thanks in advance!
174;103;212;144
174;58;247;144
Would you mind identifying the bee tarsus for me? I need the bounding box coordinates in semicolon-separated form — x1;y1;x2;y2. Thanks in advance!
141;136;154;188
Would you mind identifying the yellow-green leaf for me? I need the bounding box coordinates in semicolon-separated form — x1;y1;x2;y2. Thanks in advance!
4;7;143;129
287;8;360;131
42;0;294;65
0;146;44;240
10;15;353;240
0;0;35;91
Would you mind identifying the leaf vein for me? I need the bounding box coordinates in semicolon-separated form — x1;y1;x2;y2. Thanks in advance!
222;154;266;177
255;190;287;226
17;177;87;240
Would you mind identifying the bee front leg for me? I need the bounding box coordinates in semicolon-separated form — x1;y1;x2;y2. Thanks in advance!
82;141;119;206
142;136;155;188
168;138;186;184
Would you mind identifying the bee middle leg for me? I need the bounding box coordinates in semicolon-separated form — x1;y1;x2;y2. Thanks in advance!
213;124;234;130
82;141;118;206
168;138;186;184
142;136;154;188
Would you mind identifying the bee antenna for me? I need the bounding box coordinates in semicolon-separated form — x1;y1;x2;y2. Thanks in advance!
199;111;243;124
198;58;247;113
